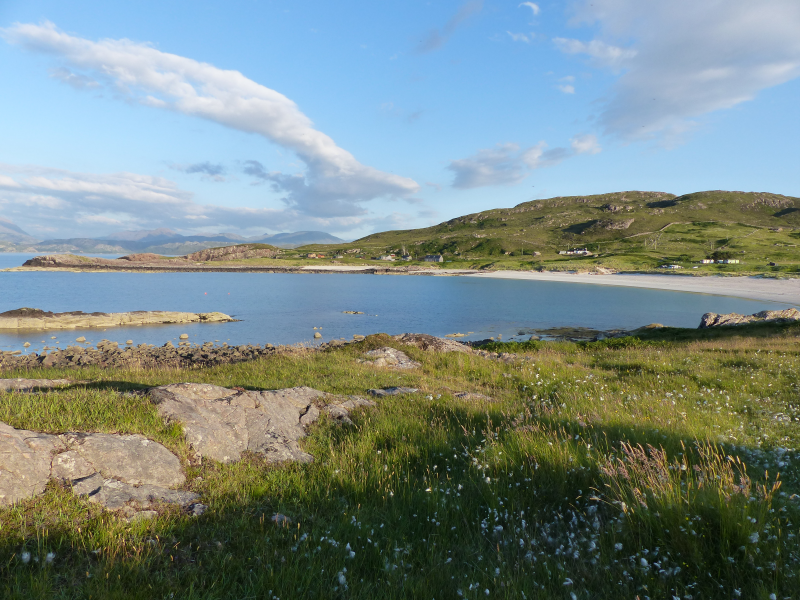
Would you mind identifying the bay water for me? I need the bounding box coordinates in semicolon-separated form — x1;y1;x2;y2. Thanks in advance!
0;253;792;352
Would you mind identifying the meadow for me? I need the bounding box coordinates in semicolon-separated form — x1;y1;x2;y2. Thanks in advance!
1;324;799;599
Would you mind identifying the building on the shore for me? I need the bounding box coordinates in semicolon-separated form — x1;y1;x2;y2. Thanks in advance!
659;264;683;269
718;259;740;264
378;255;395;261
401;255;412;261
701;259;714;264
424;254;444;262
558;248;591;256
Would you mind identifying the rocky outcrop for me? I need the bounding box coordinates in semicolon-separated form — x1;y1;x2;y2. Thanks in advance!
148;383;374;464
393;333;471;353
699;308;800;328
0;307;236;330
185;244;279;262
357;347;422;369
602;218;635;230
0;424;196;513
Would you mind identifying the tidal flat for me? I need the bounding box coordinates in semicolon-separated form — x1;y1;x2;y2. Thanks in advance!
1;323;799;599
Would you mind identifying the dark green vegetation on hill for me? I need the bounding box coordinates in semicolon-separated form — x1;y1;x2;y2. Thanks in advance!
294;190;800;274
2;327;800;599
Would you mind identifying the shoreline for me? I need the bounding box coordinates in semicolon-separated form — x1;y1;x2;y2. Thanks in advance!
468;270;800;305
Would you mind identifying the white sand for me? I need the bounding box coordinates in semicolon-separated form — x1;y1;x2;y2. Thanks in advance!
466;271;800;306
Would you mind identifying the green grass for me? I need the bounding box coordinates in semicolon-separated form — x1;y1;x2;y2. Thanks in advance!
2;330;800;598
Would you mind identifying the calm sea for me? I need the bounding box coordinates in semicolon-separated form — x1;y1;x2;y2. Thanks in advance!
0;253;792;352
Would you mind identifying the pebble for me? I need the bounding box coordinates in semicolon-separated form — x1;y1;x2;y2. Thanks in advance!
76;336;86;343
179;333;189;340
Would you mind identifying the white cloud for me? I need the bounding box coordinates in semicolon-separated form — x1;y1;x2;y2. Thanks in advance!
1;21;419;216
571;134;601;155
519;2;540;16
507;31;530;43
0;164;391;238
563;0;800;141
556;84;575;94
448;135;600;189
553;38;637;68
415;1;483;53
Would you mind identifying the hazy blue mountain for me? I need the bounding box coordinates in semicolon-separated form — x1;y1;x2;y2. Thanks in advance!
0;219;40;244
0;226;345;252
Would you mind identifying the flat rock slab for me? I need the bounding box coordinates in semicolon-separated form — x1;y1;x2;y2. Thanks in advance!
0;307;235;330
0;422;194;512
454;392;493;402
394;333;471;353
699;308;800;328
368;387;419;397
0;378;77;392
358;347;421;369
149;383;374;464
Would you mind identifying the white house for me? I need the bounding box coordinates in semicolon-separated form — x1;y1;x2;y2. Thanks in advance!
424;254;444;262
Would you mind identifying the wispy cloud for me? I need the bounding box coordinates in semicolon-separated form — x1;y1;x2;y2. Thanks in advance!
563;0;800;141
448;135;601;189
170;162;227;182
1;21;420;218
0;164;386;238
556;84;575;94
553;38;637;68
415;1;483;54
507;32;531;43
519;2;540;16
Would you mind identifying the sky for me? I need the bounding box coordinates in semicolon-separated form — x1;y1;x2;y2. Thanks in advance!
0;0;799;241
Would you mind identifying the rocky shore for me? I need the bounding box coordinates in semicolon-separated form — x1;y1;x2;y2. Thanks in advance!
0;307;236;330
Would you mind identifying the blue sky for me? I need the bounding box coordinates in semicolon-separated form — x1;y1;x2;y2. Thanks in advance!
1;0;799;240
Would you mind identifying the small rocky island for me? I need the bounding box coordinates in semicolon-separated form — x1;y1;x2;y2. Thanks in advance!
0;307;236;330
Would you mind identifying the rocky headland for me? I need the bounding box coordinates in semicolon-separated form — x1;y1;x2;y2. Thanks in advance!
699;308;800;328
0;307;236;330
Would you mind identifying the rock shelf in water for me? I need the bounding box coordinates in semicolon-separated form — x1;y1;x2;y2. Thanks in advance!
0;307;236;330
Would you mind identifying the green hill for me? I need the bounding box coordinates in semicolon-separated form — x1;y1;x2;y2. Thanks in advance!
334;190;800;273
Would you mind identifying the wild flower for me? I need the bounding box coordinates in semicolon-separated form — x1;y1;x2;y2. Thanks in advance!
20;551;31;564
750;532;760;544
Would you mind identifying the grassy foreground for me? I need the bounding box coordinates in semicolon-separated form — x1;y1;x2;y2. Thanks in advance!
1;328;799;599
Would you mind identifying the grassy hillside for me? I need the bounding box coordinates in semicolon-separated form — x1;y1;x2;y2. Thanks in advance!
2;326;800;598
295;190;800;274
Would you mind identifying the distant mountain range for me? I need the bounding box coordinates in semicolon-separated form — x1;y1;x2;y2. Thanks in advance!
0;224;345;253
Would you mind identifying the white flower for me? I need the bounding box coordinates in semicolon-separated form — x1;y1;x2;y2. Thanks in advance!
749;532;759;544
563;578;573;586
484;590;490;596
495;567;500;575
570;594;577;600
45;552;55;563
337;571;347;585
640;558;648;567
20;552;31;564
614;543;623;551
769;595;776;600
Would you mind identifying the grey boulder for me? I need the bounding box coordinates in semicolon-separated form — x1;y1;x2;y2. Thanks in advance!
358;347;421;369
149;383;374;464
0;378;77;392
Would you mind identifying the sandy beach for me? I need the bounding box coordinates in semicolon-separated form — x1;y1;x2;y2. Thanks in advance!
467;271;800;306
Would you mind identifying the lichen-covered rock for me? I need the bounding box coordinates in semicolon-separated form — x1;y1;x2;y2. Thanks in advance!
368;387;419;397
699;308;800;328
358;347;421;369
0;424;195;513
148;384;374;464
0;423;63;506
